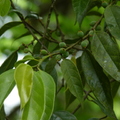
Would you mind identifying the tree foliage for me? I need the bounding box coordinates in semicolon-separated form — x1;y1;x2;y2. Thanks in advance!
0;0;120;120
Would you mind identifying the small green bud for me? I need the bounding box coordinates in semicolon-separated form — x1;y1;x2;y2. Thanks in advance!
90;21;96;27
62;51;69;58
102;1;108;8
89;30;94;37
96;25;101;31
81;39;89;48
77;31;84;38
59;42;66;48
24;48;29;53
59;48;66;54
55;54;62;61
40;49;48;55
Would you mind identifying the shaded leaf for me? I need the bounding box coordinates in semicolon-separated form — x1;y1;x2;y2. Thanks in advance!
0;22;22;36
0;106;6;120
0;51;18;74
61;59;83;103
0;69;15;109
80;52;117;118
91;31;120;81
88;118;99;120
65;89;76;108
45;57;57;74
21;70;56;120
0;0;10;16
14;63;33;109
104;5;120;39
72;0;91;26
50;111;77;120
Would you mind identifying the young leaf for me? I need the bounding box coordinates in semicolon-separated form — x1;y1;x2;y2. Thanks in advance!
14;63;33;109
0;51;18;74
0;0;10;16
61;59;83;103
0;22;22;36
50;111;77;120
91;31;120;82
21;70;56;120
72;0;91;26
104;5;120;40
0;69;15;109
80;52;117;119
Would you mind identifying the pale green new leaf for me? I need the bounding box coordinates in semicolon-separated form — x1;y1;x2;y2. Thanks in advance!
80;52;116;118
91;31;120;81
0;0;11;16
21;70;56;120
0;69;15;109
61;59;83;103
104;5;120;40
14;63;33;109
72;0;91;25
51;111;77;120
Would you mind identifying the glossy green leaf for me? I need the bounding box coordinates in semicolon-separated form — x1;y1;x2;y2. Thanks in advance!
91;31;120;81
50;111;77;120
14;63;33;109
0;22;22;36
0;69;15;109
80;52;116;118
21;70;56;120
61;59;83;103
104;5;120;39
0;51;18;74
0;0;10;16
72;0;91;25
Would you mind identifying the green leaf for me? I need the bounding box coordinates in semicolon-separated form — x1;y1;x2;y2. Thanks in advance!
72;0;91;26
61;59;83;103
91;31;120;81
0;69;15;109
21;70;56;120
0;51;18;74
65;89;76;108
0;0;10;16
80;52;116;118
104;5;120;40
50;111;77;120
14;63;33;109
88;118;99;120
45;57;57;74
15;55;36;67
0;22;22;36
0;106;6;120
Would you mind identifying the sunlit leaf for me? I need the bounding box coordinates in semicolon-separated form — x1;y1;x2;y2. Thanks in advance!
0;69;15;109
15;55;35;67
0;22;22;36
0;0;10;16
80;52;117;118
104;5;120;39
21;70;56;120
0;51;18;74
50;111;77;120
61;59;83;103
14;63;33;109
91;31;120;81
